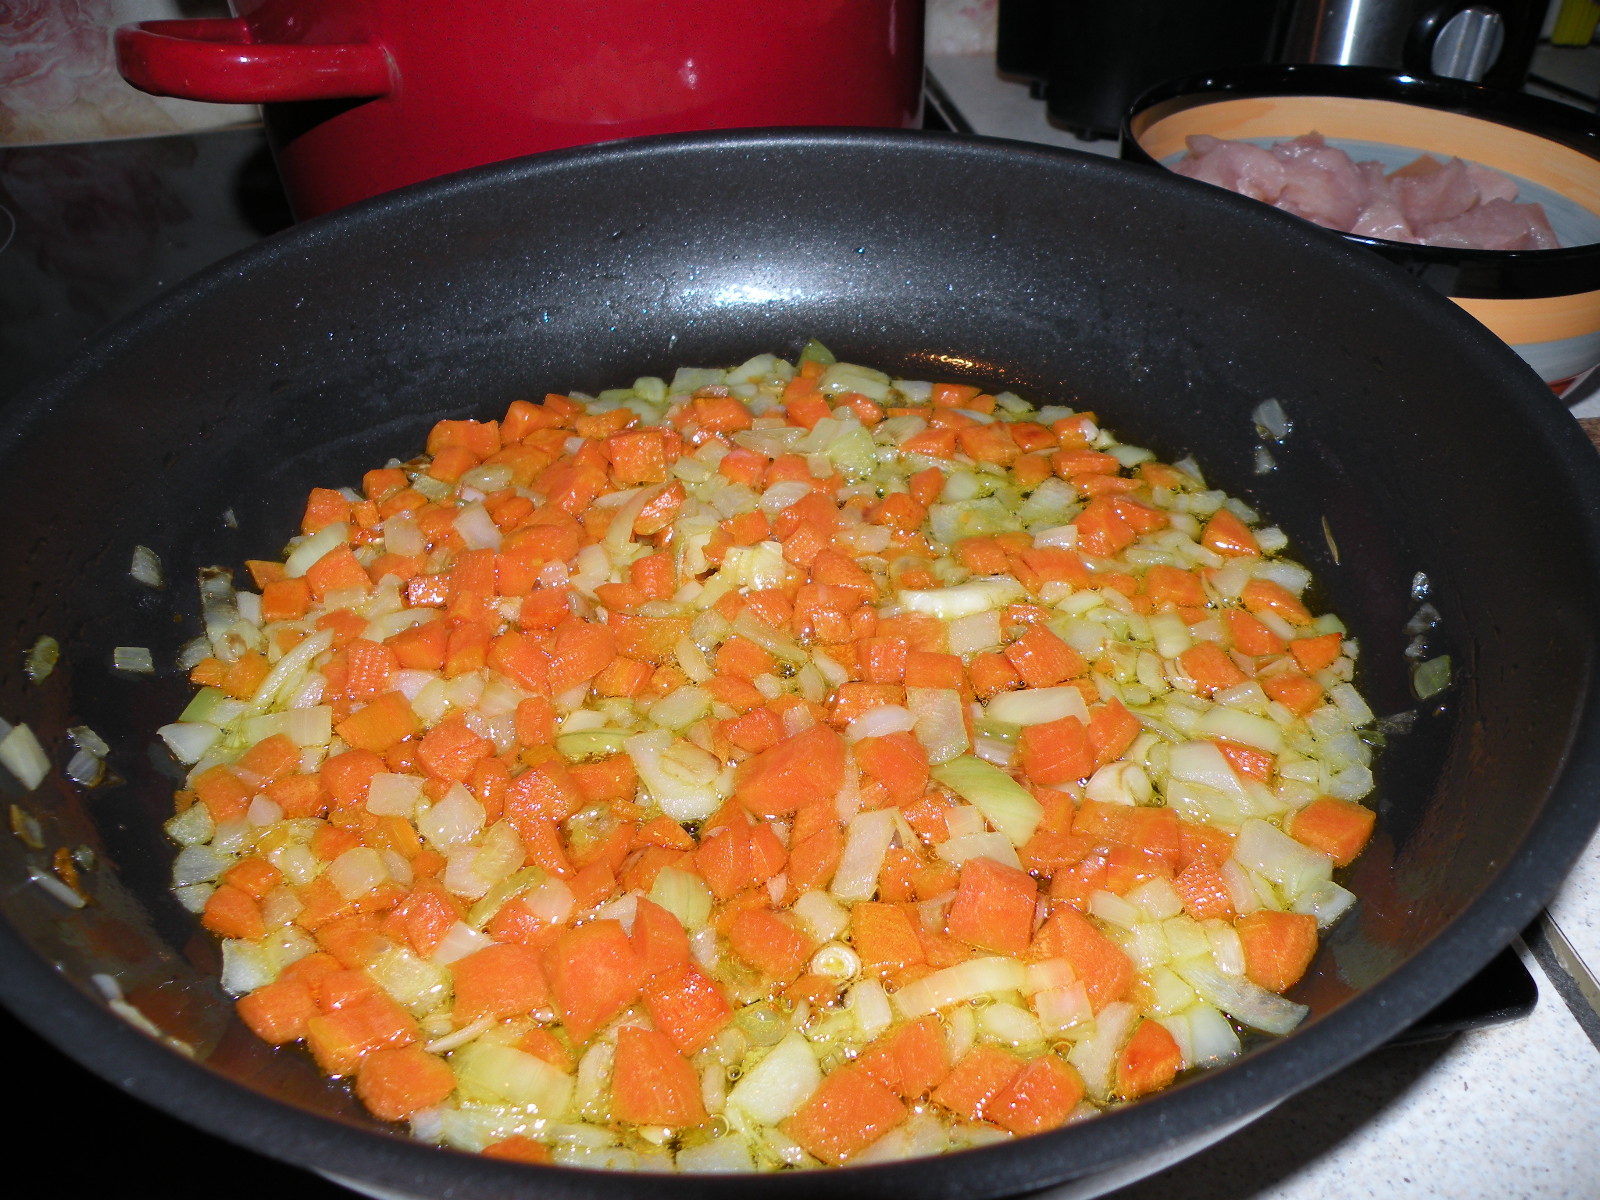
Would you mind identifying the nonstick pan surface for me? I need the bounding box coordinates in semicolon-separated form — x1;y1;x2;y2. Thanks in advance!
3;129;1599;1199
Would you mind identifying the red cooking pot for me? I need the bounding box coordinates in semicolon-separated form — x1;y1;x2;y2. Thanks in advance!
115;0;926;219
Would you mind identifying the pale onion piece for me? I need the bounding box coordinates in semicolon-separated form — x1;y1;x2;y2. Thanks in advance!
325;846;389;902
830;809;896;902
1083;761;1151;807
1121;921;1172;972
523;876;577;926
173;883;213;913
65;748;105;787
452;1042;575;1114
844;705;917;742
418;784;487;849
947;609;1002;659
590;890;639;929
164;804;214;848
1293;879;1359;929
1412;654;1452;699
382;514;426;557
906;687;969;764
246;628;334;712
759;479;813;518
675;1137;756;1174
936;833;1022;871
1202;919;1248;976
1147;611;1193;658
1219;860;1262;917
1089;890;1141;931
1165;739;1253;803
411;678;451;724
466;865;545;929
1193;706;1284;754
220;939;281;996
283;522;348;579
726;1032;822;1126
247;795;283;826
1327;681;1376;727
898;575;1024;620
442;848;493;899
25;634;60;684
943;803;987;839
849;979;894;1040
68;725;110;758
130;544;165;587
625;729;727;822
429;920;495;966
1022;957;1077;995
731;611;809;665
603;484;661;556
1156;1012;1195;1067
112;646;155;673
649;685;712;730
1232;818;1332;901
892;957;1029;1019
1127;877;1186;922
241;705;333;748
1185;1001;1243;1066
945;1002;978;1063
930;755;1042;847
1172;959;1309;1035
472;821;525;888
461;462;514;494
984;686;1090;728
810;942;861;982
790;889;848;943
673;636;715;685
1252;398;1292;440
172;843;233;888
364;608;436;644
1067;1000;1139;1103
650;866;713;930
0;723;50;790
1032;982;1093;1034
976;1001;1044;1049
1032;524;1078;549
158;721;222;766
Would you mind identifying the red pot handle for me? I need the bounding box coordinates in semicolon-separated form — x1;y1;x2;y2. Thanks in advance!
115;19;392;103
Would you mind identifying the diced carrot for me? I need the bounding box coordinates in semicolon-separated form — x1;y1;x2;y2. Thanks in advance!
335;691;421;754
236;978;319;1045
304;989;417;1076
988;1054;1086;1135
1171;861;1235;921
1201;508;1260;556
1142;563;1208;610
1261;669;1324;715
1019;714;1096;785
945;856;1038;956
1287;796;1376;867
1215;738;1274;782
853;732;930;807
850;902;927;974
1226;607;1288;655
202;884;265;941
1115;1019;1183;1101
1073;800;1182;865
727;907;811;982
1178;641;1248;695
220;650;272;701
1236;909;1319;994
1291;632;1344;673
931;1045;1025;1123
630;897;690;978
354;1045;457;1122
783;1064;908;1165
1004;625;1086;687
1030;907;1136;1011
416;715;493;784
320;747;386;809
544;920;643;1044
1086;698;1141;766
643;963;734;1054
734;722;847;817
505;757;584;823
451;942;551;1022
1241;577;1313;626
612;1026;706;1127
482;1137;552;1165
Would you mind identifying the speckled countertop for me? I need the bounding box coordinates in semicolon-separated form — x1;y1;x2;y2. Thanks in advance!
926;44;1600;1200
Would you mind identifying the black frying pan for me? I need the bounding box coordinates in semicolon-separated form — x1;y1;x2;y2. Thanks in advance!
3;129;1599;1199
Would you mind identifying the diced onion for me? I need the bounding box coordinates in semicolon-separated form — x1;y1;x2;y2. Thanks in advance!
0;722;50;790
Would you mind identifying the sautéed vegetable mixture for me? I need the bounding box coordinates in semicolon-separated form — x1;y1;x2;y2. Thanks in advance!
161;345;1379;1171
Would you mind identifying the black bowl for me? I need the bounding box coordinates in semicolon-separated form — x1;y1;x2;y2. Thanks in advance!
3;128;1600;1200
1122;64;1600;392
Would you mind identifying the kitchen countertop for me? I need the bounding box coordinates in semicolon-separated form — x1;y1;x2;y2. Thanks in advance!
4;53;1600;1198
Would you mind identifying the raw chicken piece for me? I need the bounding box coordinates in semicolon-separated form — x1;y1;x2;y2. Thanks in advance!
1174;134;1287;203
1419;198;1561;250
1391;156;1480;226
1348;160;1416;242
1171;133;1561;251
1267;133;1369;231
